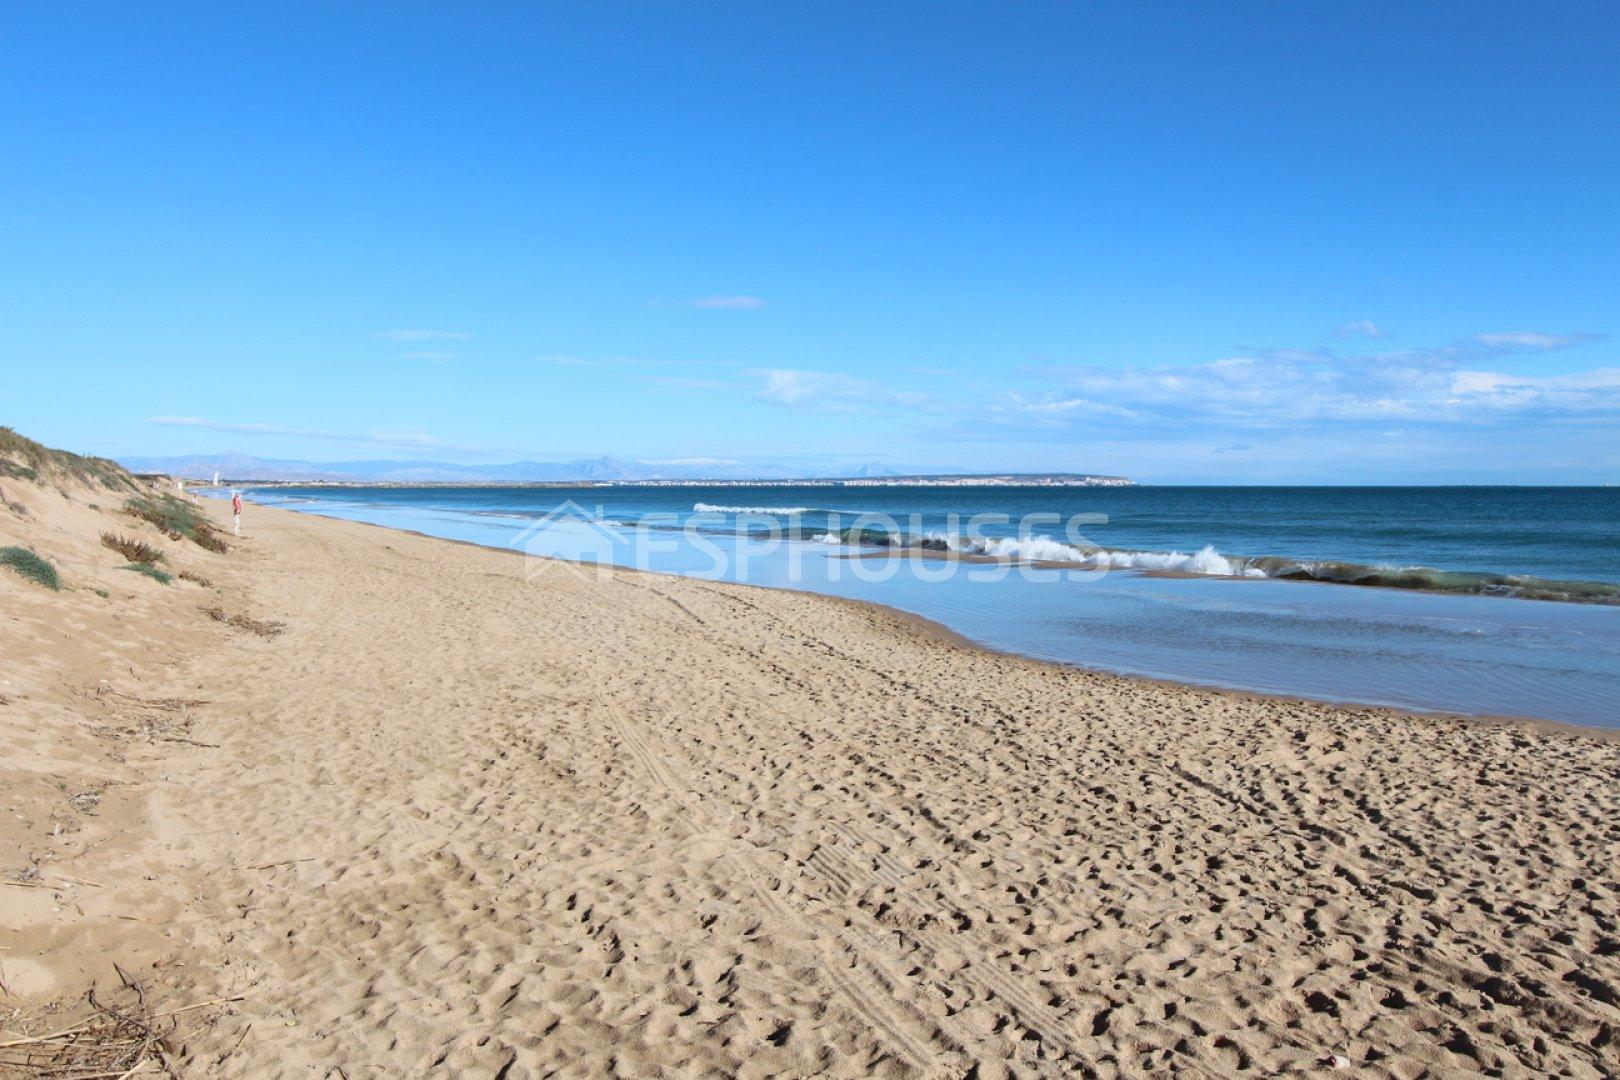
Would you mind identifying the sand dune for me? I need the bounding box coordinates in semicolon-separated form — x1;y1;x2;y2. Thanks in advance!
3;481;1618;1077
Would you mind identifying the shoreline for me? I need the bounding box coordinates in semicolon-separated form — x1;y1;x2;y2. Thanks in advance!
236;487;1620;608
5;490;1619;1075
293;504;1620;741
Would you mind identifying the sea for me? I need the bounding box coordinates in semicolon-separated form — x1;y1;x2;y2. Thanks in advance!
227;484;1620;729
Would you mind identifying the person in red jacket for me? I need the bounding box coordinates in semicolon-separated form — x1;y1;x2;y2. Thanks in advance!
231;491;243;535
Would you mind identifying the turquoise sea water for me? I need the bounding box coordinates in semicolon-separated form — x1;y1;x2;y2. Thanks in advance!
233;485;1620;729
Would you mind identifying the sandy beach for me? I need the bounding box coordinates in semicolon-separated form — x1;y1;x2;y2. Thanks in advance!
3;472;1619;1078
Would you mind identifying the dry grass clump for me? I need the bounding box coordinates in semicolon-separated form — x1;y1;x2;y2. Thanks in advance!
101;532;165;565
204;606;285;637
178;570;213;587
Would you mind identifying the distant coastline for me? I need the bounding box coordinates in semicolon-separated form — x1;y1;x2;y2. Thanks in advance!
142;472;1137;489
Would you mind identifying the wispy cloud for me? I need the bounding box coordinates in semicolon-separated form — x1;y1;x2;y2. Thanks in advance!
402;351;456;363
1471;331;1603;350
536;354;740;369
1017;330;1618;427
751;368;932;412
1334;320;1388;340
991;392;1143;424
148;416;465;451
691;295;765;310
375;329;471;342
1445;367;1620;410
754;369;850;405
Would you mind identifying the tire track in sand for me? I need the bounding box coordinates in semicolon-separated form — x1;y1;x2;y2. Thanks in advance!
589;681;963;1077
627;583;1101;1070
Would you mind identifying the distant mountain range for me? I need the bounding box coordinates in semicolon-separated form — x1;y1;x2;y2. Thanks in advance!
116;453;905;484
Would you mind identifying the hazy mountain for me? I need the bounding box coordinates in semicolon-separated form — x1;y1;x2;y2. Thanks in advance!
117;453;876;483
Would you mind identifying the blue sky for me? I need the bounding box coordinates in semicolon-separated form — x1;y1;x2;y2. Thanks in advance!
3;2;1617;483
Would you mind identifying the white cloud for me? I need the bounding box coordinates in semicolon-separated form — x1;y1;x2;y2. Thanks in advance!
1446;367;1620;410
691;295;765;310
375;329;471;342
1334;320;1388;340
1024;332;1620;427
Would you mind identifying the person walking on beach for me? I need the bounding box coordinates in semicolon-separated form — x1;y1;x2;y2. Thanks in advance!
232;490;243;535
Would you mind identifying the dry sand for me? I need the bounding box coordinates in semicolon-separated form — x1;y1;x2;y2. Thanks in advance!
2;478;1618;1078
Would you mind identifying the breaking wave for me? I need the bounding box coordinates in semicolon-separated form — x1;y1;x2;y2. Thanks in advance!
807;526;1620;604
693;502;815;515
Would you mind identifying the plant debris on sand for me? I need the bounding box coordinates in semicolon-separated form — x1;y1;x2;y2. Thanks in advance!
87;686;216;749
0;982;242;1077
204;606;285;637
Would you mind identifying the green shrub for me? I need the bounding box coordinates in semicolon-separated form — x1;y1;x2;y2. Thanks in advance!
0;546;61;590
123;494;229;553
121;562;172;585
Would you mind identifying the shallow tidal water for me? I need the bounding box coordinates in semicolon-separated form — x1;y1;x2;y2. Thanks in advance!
235;486;1620;729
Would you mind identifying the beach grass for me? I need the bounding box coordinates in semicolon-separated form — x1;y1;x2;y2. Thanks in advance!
1;545;61;590
0;426;135;492
124;494;229;553
121;562;174;585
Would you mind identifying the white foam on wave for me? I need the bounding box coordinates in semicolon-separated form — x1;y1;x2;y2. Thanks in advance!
952;535;1266;577
1078;544;1261;576
693;502;814;515
813;526;1268;579
954;535;1092;563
